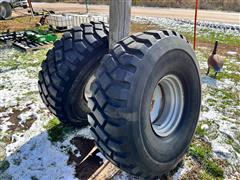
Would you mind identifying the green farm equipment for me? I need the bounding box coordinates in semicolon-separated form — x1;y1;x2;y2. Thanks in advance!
0;29;57;51
25;31;57;43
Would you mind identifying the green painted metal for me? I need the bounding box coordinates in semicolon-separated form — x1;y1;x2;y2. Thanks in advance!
25;30;57;43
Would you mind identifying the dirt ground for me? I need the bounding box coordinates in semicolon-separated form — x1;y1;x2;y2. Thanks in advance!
0;16;41;32
11;2;240;24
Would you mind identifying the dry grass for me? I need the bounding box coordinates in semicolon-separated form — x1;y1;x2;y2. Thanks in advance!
0;16;40;32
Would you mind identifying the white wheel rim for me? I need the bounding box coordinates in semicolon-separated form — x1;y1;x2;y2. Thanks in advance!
84;75;95;101
150;74;184;137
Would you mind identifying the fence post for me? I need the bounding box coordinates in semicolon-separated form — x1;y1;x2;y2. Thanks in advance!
193;0;198;50
109;0;132;49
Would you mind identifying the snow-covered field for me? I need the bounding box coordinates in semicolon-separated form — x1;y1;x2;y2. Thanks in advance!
0;16;239;179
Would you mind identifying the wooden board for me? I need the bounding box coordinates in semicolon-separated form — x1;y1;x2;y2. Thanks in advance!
89;161;120;180
13;41;52;52
109;0;132;48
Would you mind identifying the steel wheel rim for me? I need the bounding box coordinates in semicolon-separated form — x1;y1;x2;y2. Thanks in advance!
150;74;184;137
84;75;95;101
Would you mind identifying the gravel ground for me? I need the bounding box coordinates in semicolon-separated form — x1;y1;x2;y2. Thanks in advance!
12;3;240;24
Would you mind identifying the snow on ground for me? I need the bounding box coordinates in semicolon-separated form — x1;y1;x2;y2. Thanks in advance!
0;15;240;179
4;132;76;180
131;16;240;35
0;42;111;179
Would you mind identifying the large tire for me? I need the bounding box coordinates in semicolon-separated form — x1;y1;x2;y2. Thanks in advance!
0;2;12;19
88;30;201;178
38;22;109;126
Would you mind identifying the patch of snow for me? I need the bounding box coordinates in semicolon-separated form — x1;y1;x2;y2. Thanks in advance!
96;152;107;161
74;149;81;158
131;16;240;35
0;117;12;133
212;141;235;161
201;76;218;88
200;109;219;121
113;171;138;180
172;162;191;180
74;126;93;140
2;132;76;180
201;124;209;131
227;51;238;56
201;76;235;89
0;60;78;179
0;69;38;109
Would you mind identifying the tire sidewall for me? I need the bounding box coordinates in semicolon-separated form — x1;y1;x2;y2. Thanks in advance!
65;48;108;123
130;37;201;172
0;2;12;19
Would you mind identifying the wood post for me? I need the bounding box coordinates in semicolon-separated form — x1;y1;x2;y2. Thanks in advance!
85;0;89;14
27;0;34;17
109;0;132;49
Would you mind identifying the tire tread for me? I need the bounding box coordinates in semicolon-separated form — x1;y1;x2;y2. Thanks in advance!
89;30;189;177
38;22;109;125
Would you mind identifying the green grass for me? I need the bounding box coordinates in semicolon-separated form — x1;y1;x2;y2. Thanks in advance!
196;125;207;137
0;160;10;173
216;70;240;83
198;171;216;180
0;47;49;70
237;132;240;142
31;176;38;180
224;136;240;154
207;98;217;107
12;158;21;166
44;118;73;143
188;139;224;178
182;29;240;47
23;91;39;97
208;88;239;107
195;120;219;140
195;121;209;137
189;142;211;160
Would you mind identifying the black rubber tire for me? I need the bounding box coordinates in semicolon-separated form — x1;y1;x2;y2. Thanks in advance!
88;30;201;178
0;2;12;20
38;22;109;126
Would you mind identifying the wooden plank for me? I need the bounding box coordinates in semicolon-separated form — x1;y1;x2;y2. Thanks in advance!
13;42;52;52
25;44;53;52
109;0;132;49
88;161;120;180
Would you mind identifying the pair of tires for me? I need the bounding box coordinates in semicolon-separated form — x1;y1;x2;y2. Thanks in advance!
0;2;12;19
38;22;201;178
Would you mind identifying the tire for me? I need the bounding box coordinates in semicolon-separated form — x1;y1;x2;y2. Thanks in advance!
38;22;109;126
88;30;201;178
0;2;12;20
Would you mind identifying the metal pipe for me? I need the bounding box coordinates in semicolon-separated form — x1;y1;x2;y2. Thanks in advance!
193;0;198;50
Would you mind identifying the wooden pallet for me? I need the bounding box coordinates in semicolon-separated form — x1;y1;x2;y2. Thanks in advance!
49;25;70;32
13;40;52;52
0;32;24;42
89;161;120;180
82;146;120;179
